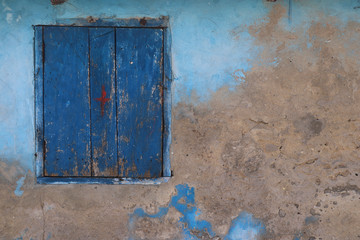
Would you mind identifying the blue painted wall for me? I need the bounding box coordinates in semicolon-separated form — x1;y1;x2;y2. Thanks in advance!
1;0;360;171
1;1;360;239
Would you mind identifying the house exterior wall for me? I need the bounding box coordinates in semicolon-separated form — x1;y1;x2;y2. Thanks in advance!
0;0;359;239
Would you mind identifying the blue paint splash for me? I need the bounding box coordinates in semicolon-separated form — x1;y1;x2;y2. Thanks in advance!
14;228;28;240
170;184;215;239
129;184;265;240
288;0;292;25
293;232;302;240
129;184;215;239
305;216;318;225
225;212;266;240
46;232;52;240
14;176;25;197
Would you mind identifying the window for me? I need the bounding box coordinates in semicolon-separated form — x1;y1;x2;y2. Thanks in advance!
34;18;171;184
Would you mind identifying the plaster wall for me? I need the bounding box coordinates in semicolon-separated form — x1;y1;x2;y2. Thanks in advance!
0;0;359;239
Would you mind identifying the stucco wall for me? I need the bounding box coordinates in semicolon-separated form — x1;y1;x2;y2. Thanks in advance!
0;0;359;239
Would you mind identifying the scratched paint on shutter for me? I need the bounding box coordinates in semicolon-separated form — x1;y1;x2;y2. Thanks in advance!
89;28;117;177
116;28;164;178
43;27;91;176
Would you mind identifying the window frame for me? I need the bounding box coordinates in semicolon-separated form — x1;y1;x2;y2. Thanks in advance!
34;17;172;184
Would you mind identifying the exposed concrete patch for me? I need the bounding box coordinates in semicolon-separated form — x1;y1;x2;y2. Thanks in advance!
171;5;360;239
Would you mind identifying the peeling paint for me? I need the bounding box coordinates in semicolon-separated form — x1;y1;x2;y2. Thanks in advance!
293;233;302;240
46;232;52;240
225;212;266;240
129;184;265;239
0;0;360;239
129;184;215;239
305;216;319;225
14;228;28;240
50;0;67;5
14;175;25;197
6;12;12;23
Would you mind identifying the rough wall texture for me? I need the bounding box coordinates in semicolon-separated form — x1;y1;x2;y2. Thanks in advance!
0;0;360;239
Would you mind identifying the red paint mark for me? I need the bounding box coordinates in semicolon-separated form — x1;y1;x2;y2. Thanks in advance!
95;85;110;116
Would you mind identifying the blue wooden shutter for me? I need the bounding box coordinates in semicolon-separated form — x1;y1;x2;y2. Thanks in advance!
43;27;91;176
42;26;164;178
89;28;118;177
116;28;164;178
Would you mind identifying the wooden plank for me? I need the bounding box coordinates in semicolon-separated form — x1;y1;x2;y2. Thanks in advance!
34;26;44;177
116;28;163;178
89;28;117;176
43;27;91;176
37;176;170;185
163;28;172;177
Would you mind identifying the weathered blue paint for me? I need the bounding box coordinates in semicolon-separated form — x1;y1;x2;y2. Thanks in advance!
129;184;215;239
46;233;52;240
55;17;168;28
129;184;266;239
293;233;302;240
35;21;171;181
14;229;47;240
2;0;360;172
162;26;172;177
89;28;117;176
34;26;44;177
36;176;170;185
305;216;319;225
43;26;91;176
14;228;28;240
116;28;163;178
14;176;25;197
170;184;215;239
225;212;266;240
290;0;360;32
288;0;293;24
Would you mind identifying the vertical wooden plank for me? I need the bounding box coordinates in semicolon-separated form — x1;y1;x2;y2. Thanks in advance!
89;28;117;176
34;26;44;177
162;27;172;177
116;28;163;178
43;27;91;176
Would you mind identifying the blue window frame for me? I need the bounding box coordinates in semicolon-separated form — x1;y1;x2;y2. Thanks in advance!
34;18;172;184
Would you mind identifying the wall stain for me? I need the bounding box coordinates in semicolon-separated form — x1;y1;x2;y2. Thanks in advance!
324;184;360;195
50;0;67;5
139;18;147;26
86;16;99;23
293;114;324;140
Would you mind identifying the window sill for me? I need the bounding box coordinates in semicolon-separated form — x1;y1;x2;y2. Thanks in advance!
37;177;171;185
